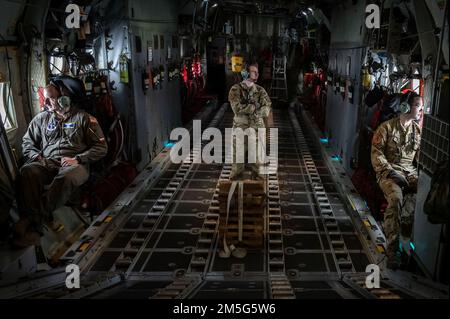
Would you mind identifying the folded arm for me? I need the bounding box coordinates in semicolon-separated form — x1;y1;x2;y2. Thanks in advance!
229;86;256;115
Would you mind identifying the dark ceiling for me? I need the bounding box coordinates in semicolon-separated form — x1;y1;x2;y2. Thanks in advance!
216;0;344;17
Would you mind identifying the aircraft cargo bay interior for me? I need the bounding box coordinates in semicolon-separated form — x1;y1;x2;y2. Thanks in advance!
0;0;448;301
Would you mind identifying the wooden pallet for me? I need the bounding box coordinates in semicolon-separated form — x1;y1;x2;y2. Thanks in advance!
218;180;266;248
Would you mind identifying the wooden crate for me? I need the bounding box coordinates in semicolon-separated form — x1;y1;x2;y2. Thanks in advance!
218;180;266;248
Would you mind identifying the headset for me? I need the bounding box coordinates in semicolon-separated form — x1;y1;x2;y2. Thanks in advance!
48;80;72;112
240;64;250;80
399;90;415;114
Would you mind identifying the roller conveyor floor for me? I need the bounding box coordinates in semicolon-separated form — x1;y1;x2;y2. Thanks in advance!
1;105;448;299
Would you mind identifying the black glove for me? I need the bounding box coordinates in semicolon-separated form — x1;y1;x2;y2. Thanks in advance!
388;170;409;188
406;175;418;191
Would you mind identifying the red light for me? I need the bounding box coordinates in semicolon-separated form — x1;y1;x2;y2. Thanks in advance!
181;65;188;84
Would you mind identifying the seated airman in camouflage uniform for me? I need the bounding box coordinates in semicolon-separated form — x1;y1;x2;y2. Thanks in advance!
371;91;423;269
228;62;271;180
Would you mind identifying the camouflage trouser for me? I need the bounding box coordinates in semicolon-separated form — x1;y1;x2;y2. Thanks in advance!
230;126;265;178
379;177;416;248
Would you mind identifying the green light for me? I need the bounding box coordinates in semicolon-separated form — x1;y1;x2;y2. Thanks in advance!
409;242;416;251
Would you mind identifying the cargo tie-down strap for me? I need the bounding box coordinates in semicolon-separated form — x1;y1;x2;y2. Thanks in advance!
219;181;247;258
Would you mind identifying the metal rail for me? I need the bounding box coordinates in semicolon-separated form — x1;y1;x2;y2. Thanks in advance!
289;108;355;275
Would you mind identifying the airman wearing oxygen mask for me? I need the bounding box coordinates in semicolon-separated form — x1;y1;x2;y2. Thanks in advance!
12;82;108;248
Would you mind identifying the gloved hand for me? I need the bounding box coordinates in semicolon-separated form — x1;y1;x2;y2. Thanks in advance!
406;174;418;191
388;170;409;188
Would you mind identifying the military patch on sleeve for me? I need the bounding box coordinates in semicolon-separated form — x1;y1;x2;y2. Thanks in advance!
89;115;99;124
372;130;383;146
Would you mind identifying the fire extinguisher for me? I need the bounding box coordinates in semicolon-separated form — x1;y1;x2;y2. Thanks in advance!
119;53;129;83
142;70;150;92
348;81;354;104
340;78;345;99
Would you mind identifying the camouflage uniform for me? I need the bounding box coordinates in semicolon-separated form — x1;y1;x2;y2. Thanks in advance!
228;82;271;178
19;107;108;232
371;116;421;260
